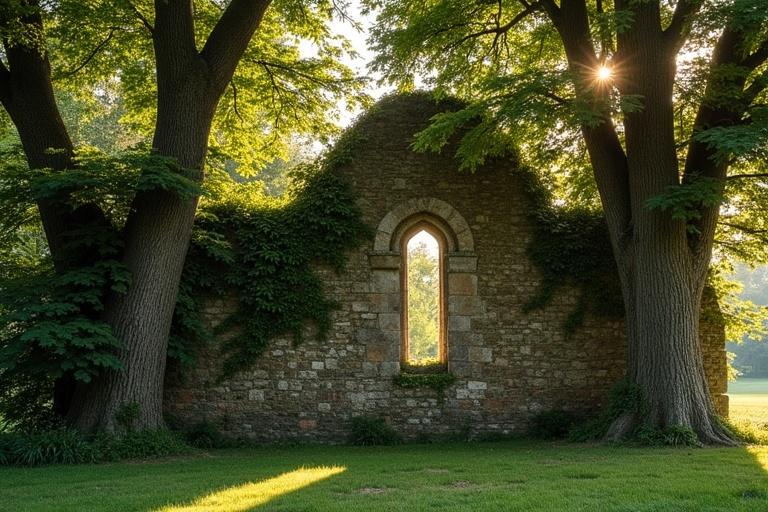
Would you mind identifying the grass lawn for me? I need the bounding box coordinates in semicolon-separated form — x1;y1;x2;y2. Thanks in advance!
2;441;768;512
729;378;768;424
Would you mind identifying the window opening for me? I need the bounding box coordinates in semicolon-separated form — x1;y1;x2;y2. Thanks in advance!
403;228;444;364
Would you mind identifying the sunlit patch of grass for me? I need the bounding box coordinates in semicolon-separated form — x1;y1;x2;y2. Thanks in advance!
727;379;768;444
154;466;345;512
4;442;768;511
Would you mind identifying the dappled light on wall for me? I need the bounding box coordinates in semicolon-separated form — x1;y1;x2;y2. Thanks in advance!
155;466;346;512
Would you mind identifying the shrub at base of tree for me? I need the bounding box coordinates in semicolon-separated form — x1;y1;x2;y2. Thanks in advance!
0;428;190;466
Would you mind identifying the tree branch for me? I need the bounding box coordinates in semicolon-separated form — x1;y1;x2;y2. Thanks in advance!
230;80;244;122
200;0;273;97
58;28;117;78
741;38;768;70
127;1;154;35
546;0;633;277
664;0;703;51
718;221;768;236
727;173;768;180
683;25;761;272
0;55;10;103
442;2;542;52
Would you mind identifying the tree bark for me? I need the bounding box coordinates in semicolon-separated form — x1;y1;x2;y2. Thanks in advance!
0;6;110;417
68;78;214;431
544;0;738;444
67;0;272;432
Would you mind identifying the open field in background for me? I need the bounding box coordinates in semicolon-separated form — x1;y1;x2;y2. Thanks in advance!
2;441;768;512
728;378;768;425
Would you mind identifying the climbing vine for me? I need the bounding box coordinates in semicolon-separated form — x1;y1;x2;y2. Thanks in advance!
171;135;371;377
0;133;370;425
511;163;624;333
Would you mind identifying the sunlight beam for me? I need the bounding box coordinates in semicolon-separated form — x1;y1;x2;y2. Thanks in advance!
155;466;346;512
596;65;612;82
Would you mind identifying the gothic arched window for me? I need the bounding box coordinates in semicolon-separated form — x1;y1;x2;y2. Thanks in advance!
401;223;446;365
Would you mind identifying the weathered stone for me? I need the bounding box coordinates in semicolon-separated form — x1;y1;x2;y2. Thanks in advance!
368;253;401;270
164;93;728;444
447;255;478;273
372;270;399;293
378;313;400;331
448;273;477;296
469;347;493;363
448;315;471;332
366;344;387;363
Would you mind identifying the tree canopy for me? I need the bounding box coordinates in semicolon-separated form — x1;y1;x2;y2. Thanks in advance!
366;0;768;443
0;0;369;431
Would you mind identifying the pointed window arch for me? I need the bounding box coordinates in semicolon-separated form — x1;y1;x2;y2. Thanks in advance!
401;222;446;365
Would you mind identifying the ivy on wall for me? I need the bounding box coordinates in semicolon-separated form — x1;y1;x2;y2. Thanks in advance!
171;136;372;377
503;161;624;333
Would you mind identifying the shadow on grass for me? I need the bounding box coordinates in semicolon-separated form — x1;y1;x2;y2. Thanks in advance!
3;442;768;511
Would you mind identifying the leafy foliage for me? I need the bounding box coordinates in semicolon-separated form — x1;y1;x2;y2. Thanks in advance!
366;0;768;344
183;421;225;449
528;410;578;439
393;370;457;394
348;416;402;446
633;424;702;447
0;428;189;466
509;163;624;331
646;178;724;232
0;145;208;428
42;0;369;171
171;139;371;377
568;379;644;442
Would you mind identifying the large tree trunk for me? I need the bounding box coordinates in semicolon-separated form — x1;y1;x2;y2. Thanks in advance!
616;232;733;444
545;0;738;444
607;0;735;444
67;77;214;431
66;0;272;432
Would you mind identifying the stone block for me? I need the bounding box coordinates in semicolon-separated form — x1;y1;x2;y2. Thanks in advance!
248;389;265;401
380;361;400;376
449;344;468;361
379;313;400;330
367;344;387;363
448;315;471;332
370;293;399;313
298;419;317;430
449;296;483;315
372;270;399;293
369;253;401;270
448;273;477;296
469;346;493;363
447;255;478;273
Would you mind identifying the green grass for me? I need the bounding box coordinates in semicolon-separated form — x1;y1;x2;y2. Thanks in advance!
3;441;768;511
729;378;768;424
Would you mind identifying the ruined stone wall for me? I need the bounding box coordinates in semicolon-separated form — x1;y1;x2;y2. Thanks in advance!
164;94;728;442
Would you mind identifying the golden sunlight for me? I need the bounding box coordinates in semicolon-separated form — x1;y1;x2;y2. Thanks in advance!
155;466;346;512
596;65;612;81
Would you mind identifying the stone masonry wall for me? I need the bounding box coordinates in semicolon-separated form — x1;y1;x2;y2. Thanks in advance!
164;94;728;442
